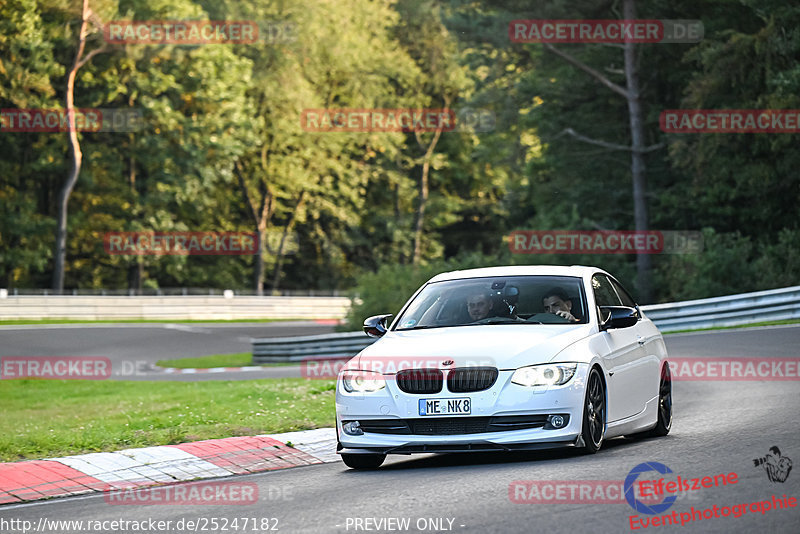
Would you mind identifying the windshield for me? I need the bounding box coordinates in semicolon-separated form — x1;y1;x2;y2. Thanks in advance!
394;276;587;330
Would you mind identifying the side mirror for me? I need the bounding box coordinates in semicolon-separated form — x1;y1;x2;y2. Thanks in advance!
363;314;393;338
599;306;639;330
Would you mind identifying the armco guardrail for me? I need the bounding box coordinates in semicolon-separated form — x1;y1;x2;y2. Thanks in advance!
0;295;352;321
252;332;375;363
640;285;800;332
251;285;800;362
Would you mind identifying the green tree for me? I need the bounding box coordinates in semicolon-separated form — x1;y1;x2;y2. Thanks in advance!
0;0;62;287
228;0;421;292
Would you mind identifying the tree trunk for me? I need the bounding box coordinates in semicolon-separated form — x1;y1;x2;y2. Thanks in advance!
270;191;305;293
412;102;447;265
623;0;653;302
126;142;143;292
52;127;81;291
543;0;657;302
412;158;431;266
234;160;274;295
394;182;405;264
53;68;84;291
254;237;266;295
52;0;106;290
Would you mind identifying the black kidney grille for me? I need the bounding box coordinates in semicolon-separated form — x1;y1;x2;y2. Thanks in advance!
396;369;443;394
447;367;498;392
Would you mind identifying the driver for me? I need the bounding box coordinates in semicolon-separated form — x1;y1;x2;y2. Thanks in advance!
466;290;494;321
542;288;580;323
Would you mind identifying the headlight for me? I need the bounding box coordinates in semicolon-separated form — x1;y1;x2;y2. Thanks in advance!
511;364;577;387
341;371;386;393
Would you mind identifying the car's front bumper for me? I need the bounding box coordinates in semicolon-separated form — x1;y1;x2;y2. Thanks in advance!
335;364;590;454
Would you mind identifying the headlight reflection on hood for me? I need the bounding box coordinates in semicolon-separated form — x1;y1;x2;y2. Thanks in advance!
511;363;577;387
341;370;386;393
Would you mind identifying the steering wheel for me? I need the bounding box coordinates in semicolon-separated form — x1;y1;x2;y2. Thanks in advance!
473;315;525;324
526;312;570;324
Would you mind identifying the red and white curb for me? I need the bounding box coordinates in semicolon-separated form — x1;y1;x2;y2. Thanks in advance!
0;428;337;505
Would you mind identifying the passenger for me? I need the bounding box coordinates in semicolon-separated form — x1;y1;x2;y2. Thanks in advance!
542;288;580;323
466;290;494;321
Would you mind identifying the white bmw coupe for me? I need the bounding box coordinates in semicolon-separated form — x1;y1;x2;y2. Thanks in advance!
335;265;672;469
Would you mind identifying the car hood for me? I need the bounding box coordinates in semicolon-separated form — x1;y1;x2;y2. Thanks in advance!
348;324;592;373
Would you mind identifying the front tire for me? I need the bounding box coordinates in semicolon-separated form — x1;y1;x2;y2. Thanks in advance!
647;364;672;437
341;453;386;470
580;367;606;453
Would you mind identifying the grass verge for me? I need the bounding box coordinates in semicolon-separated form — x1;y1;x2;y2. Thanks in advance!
0;378;335;462
156;353;253;369
156;353;299;368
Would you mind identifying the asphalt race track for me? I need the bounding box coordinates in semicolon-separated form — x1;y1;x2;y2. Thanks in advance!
0;322;334;381
1;325;799;533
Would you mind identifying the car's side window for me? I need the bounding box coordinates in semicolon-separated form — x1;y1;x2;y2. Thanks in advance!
592;275;622;307
610;278;637;308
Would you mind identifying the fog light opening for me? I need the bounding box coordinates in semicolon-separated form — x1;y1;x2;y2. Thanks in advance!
548;415;566;429
343;421;363;436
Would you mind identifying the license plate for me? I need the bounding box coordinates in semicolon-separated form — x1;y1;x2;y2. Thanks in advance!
419;398;471;416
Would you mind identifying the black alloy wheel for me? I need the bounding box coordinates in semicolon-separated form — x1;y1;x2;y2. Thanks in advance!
648;364;673;437
581;367;606;453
